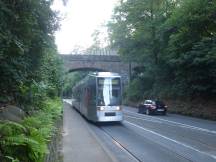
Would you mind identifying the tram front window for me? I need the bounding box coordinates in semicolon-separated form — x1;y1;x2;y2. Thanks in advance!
97;78;121;106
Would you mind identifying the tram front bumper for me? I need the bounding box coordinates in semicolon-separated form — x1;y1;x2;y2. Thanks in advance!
97;111;123;122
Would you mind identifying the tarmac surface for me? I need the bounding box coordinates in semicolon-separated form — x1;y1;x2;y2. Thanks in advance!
63;100;216;162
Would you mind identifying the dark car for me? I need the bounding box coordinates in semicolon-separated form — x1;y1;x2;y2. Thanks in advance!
138;100;167;115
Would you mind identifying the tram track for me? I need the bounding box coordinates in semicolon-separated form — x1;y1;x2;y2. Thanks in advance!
96;122;193;162
98;125;142;162
95;117;216;162
64;100;216;162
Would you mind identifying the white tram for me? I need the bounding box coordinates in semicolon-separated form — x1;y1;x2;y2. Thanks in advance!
72;72;123;122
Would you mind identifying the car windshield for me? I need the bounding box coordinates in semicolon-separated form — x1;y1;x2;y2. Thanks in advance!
145;101;152;104
155;101;165;106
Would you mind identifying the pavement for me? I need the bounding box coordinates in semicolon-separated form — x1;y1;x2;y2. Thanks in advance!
63;102;116;162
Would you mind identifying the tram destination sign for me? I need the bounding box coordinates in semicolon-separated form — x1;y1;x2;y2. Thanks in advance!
98;78;120;85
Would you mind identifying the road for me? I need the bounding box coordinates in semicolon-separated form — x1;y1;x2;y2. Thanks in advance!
64;100;216;162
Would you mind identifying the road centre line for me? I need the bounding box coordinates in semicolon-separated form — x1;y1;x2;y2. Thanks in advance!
124;110;216;135
124;115;163;124
64;100;216;135
125;115;216;151
125;121;216;160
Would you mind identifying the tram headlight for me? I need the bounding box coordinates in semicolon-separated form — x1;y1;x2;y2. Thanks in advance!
98;106;105;111
116;106;121;111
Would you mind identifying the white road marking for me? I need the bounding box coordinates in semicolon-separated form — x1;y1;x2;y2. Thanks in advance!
125;121;216;160
124;110;216;135
65;100;216;134
124;115;163;124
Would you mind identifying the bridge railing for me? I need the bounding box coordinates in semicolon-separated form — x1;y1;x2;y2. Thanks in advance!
69;49;118;56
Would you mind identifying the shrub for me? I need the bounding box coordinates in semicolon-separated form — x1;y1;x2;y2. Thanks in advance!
0;98;62;162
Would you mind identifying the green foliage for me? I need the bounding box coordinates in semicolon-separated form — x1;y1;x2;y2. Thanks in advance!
63;72;89;97
108;0;179;63
163;0;216;97
36;48;64;98
0;98;62;162
4;156;19;162
124;78;145;102
109;0;216;101
0;1;63;161
0;0;63;106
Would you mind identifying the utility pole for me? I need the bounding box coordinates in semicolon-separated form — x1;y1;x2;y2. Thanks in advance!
129;61;131;83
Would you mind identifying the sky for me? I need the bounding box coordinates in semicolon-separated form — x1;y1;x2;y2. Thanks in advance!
52;0;118;54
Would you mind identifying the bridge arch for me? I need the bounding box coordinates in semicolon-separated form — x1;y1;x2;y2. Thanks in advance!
61;54;136;84
68;67;107;73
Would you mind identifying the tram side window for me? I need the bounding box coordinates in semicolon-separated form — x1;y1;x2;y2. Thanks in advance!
73;89;79;101
97;89;104;106
90;84;96;105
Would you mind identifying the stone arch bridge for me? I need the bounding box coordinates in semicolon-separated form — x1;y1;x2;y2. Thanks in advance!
60;50;136;84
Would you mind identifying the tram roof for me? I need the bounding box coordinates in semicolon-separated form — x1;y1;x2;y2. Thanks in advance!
89;72;121;77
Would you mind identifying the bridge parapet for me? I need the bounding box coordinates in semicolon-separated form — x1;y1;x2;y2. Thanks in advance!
68;49;118;56
61;54;121;62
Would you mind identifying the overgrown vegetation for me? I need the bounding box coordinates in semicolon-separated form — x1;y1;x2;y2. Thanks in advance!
0;0;64;161
108;0;216;118
0;0;63;106
0;99;62;162
63;72;89;98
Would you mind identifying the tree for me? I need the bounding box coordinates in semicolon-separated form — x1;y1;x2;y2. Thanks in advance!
108;0;179;99
108;0;178;63
63;72;88;97
164;0;216;97
0;0;62;107
0;1;64;161
108;0;216;100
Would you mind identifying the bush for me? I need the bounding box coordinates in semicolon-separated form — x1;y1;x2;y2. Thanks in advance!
0;98;62;162
124;78;144;102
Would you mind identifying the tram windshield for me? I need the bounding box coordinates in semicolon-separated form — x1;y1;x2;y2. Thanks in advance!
97;77;121;106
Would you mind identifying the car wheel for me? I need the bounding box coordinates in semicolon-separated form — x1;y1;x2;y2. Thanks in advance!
163;111;167;115
146;109;150;115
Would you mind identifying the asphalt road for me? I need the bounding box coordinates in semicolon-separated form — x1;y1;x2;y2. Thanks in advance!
64;100;216;162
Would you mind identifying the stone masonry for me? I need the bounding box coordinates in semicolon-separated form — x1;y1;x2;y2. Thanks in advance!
61;54;135;84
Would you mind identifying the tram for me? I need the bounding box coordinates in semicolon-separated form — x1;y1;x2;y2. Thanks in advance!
72;72;123;122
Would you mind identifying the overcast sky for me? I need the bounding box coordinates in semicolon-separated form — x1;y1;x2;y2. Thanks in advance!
52;0;118;54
